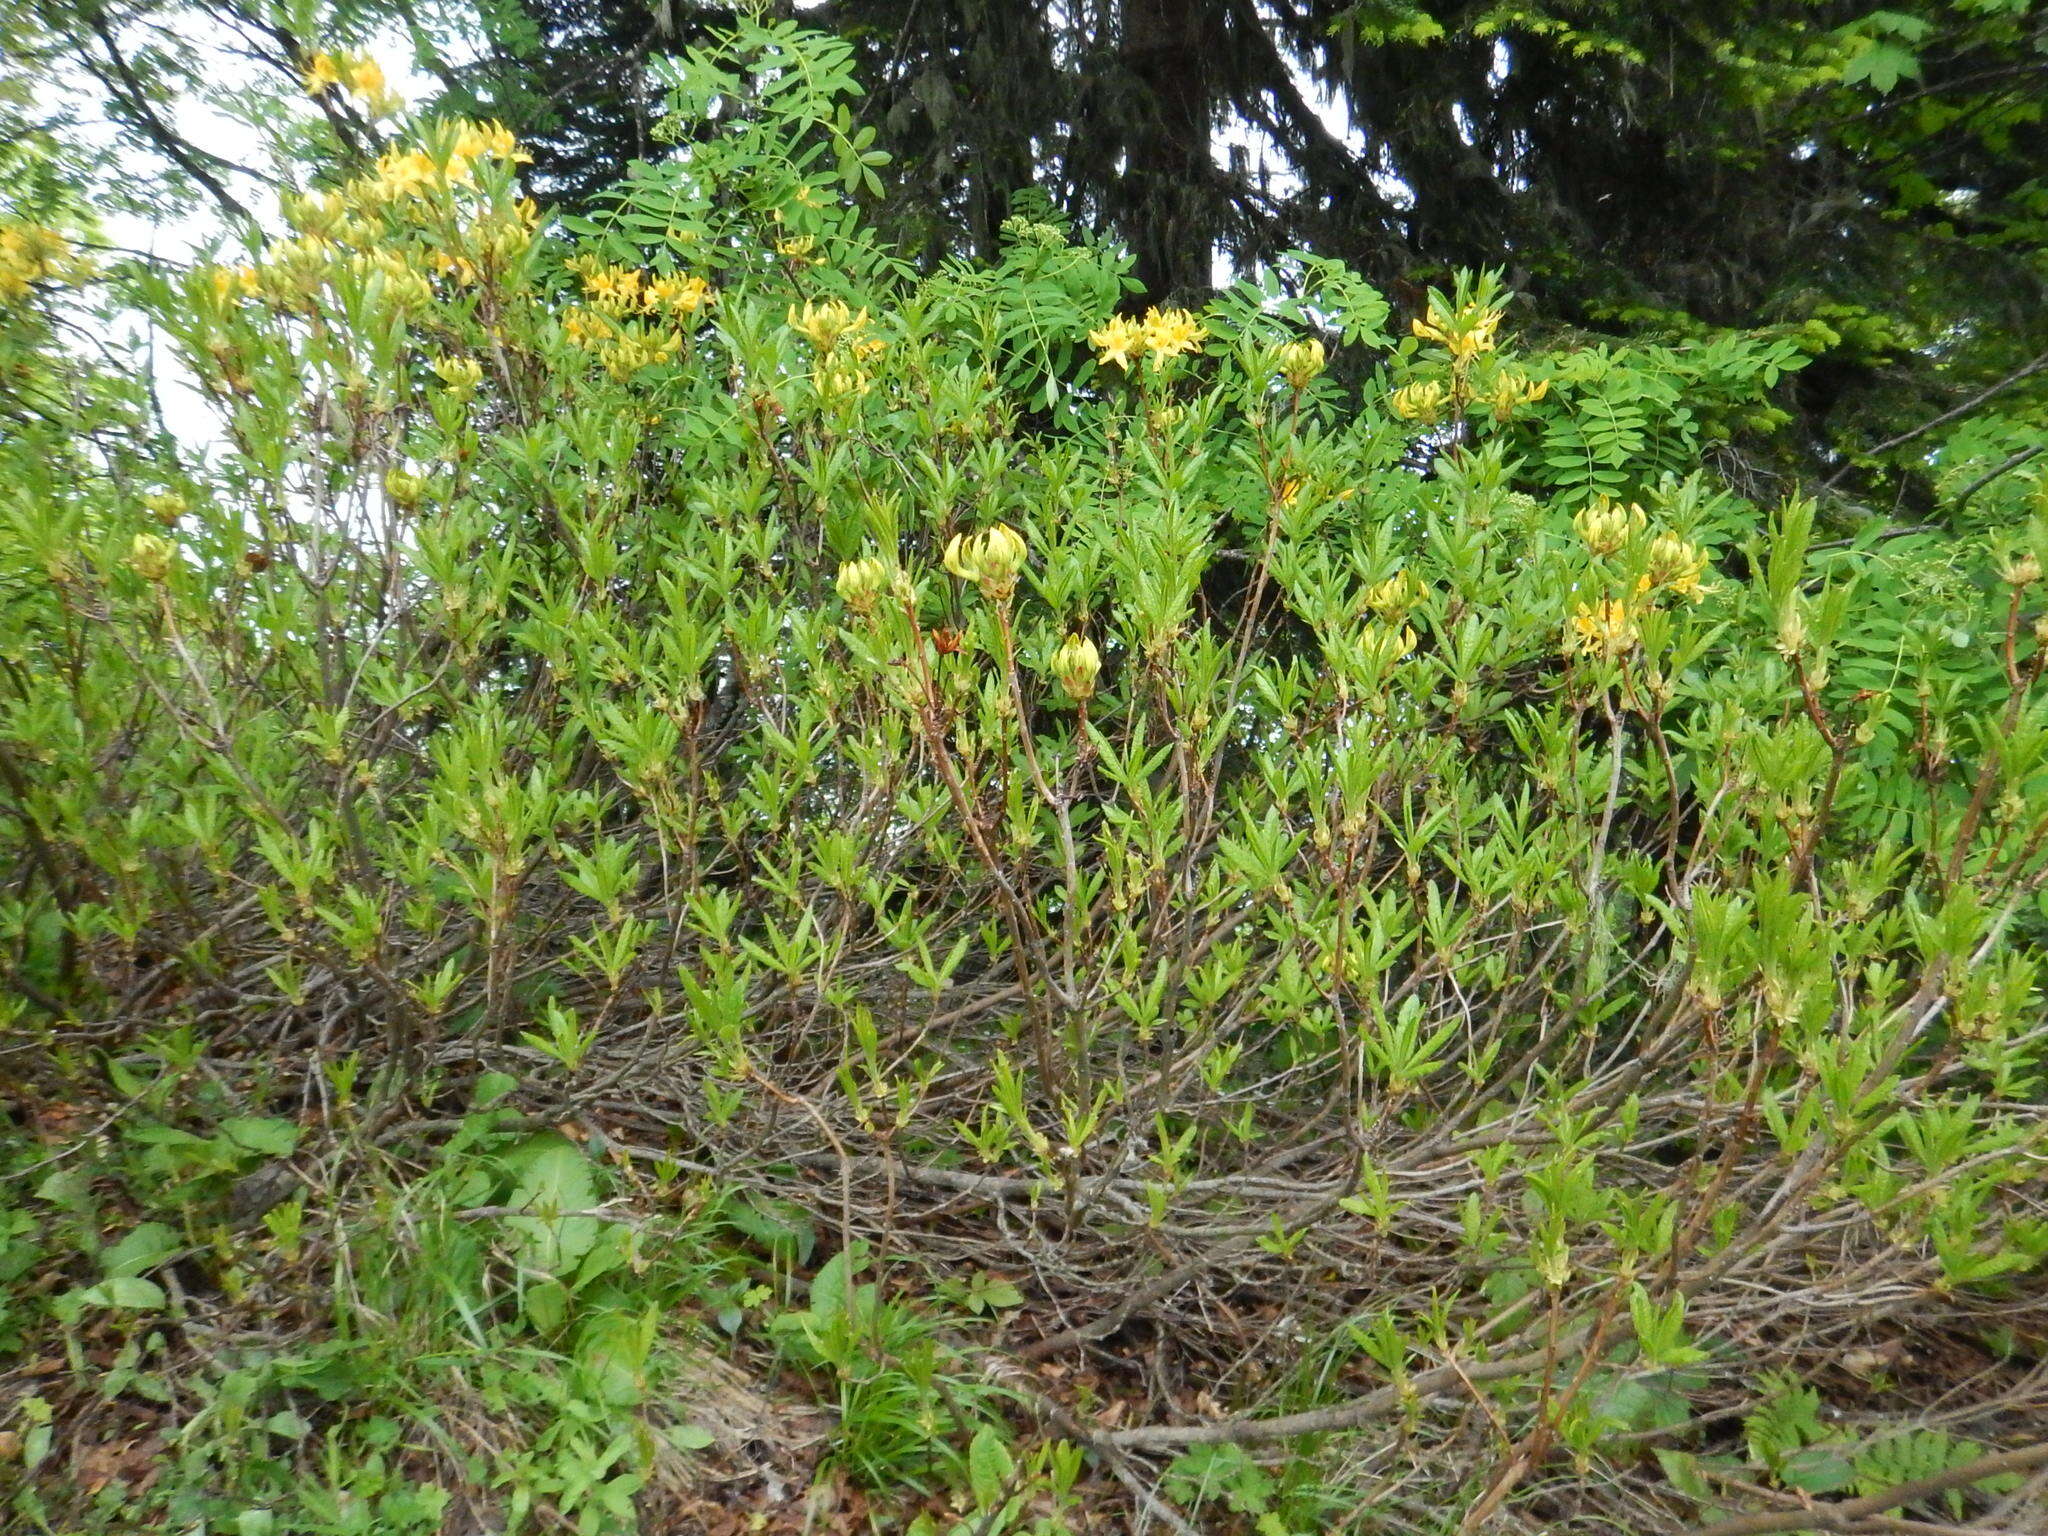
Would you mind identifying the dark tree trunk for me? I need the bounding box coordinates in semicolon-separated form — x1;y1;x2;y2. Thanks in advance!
1116;0;1214;303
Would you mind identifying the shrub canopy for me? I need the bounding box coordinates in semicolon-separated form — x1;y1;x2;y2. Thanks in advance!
4;14;2048;1535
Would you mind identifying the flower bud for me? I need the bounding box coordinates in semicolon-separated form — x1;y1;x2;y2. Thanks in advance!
942;531;981;585
1358;622;1418;671
1278;338;1326;390
1365;570;1426;620
143;491;188;527
1573;497;1646;556
1389;380;1450;424
945;523;1028;597
1776;604;1808;658
2001;551;2042;587
1644;531;1710;601
835;555;890;614
432;354;484;396
129;533;174;583
1050;632;1101;700
383;469;427;509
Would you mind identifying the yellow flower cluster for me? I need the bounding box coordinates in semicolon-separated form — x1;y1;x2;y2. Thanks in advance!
1642;530;1711;602
786;301;885;407
835;556;894;614
1482;368;1549;422
561;308;682;377
1278;338;1326;389
201;125;540;320
352;123;529;206
302;52;404;117
1567;599;1637;659
814;363;874;406
1389;379;1450;424
1411;297;1502;363
1565;513;1714;661
567;256;716;320
788;298;869;353
0;223;96;303
1088;307;1206;369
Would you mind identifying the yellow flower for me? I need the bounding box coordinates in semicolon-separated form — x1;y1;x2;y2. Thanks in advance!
1412;299;1502;363
775;234;819;262
430;249;479;285
1573;497;1647;557
562;308;613;348
583;264;646;314
1139;306;1205;363
1389;380;1450;424
205;264;258;304
649;273;715;315
1364;571;1426;619
1484;369;1550;422
599;325;682;377
1644;531;1711;602
788;298;867;352
1050;633;1102;701
1567;599;1638;659
347;58;387;98
0;223;93;302
1088;314;1145;369
303;53;343;95
451;120;532;164
368;149;438;200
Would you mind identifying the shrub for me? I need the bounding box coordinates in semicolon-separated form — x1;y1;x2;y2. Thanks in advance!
4;13;2046;1534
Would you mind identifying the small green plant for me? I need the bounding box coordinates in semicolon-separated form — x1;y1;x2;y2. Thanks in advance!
769;1243;1013;1491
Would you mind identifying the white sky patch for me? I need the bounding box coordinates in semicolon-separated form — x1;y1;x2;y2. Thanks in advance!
1210;13;1410;285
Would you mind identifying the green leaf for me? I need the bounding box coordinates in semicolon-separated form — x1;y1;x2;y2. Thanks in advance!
1779;1444;1857;1495
101;1221;180;1278
72;1275;167;1310
968;1424;1014;1507
1842;41;1920;93
523;1279;570;1334
500;1133;603;1277
220;1117;300;1157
